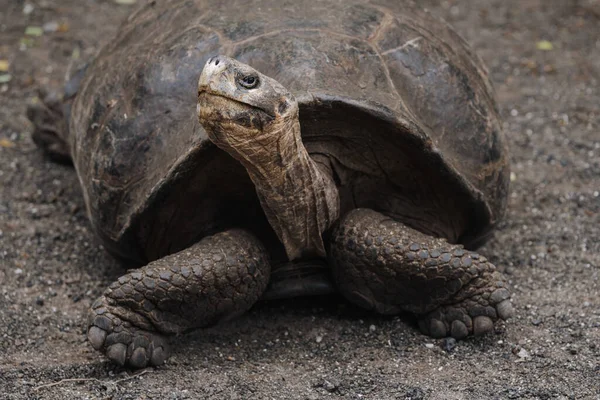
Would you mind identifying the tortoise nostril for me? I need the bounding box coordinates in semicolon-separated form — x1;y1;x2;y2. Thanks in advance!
214;58;220;66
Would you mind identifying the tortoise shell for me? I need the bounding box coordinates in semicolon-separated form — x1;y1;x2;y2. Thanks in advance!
68;0;509;264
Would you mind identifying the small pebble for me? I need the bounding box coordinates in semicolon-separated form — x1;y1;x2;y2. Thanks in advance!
323;380;337;392
369;324;376;332
35;296;44;306
23;3;34;15
425;343;434;349
43;21;59;32
442;337;457;352
316;335;323;343
517;348;530;359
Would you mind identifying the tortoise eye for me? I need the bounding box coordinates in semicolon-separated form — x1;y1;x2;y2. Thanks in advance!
238;74;259;89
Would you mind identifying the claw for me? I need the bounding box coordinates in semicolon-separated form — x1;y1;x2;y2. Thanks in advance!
450;320;468;339
106;343;127;366
497;300;514;320
473;316;494;336
88;326;106;350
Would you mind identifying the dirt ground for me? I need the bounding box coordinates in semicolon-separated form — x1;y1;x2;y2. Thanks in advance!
1;0;599;399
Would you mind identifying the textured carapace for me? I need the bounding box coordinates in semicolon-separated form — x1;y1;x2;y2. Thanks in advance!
65;0;508;266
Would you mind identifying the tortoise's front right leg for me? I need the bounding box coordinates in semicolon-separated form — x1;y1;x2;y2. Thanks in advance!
87;229;270;368
329;209;514;339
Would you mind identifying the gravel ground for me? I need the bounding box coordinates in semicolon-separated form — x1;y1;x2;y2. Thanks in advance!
1;0;599;399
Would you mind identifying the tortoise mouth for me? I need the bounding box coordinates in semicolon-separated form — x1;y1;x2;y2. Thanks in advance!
197;90;275;121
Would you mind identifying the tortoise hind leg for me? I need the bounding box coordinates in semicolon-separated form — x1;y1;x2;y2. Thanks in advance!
27;90;72;164
87;229;270;368
27;65;88;164
329;208;513;339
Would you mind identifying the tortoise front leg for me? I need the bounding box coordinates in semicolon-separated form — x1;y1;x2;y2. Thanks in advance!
87;229;270;368
329;209;513;339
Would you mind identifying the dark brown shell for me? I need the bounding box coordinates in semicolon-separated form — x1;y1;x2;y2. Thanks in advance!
69;0;509;263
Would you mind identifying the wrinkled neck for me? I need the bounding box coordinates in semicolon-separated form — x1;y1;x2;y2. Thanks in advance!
239;113;340;260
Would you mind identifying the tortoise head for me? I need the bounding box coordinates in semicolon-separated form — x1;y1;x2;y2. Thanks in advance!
197;56;298;164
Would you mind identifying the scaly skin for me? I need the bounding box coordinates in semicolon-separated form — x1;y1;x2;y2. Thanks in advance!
329;209;513;339
87;229;270;368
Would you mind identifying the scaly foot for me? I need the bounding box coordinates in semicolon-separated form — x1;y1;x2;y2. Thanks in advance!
330;208;514;339
418;274;513;339
87;229;271;368
88;296;169;368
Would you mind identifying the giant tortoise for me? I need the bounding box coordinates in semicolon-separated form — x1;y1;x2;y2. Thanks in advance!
28;0;513;368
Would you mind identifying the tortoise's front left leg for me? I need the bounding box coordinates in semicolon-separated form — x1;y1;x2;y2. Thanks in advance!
87;229;270;368
329;209;514;339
